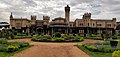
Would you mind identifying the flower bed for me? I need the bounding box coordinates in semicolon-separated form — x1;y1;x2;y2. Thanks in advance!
85;37;103;40
77;44;112;57
84;34;103;40
31;35;84;42
14;35;32;39
82;41;120;53
0;38;30;52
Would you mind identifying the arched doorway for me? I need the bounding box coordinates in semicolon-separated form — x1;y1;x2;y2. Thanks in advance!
36;27;43;35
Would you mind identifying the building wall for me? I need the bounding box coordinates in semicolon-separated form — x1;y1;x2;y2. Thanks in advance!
10;19;29;29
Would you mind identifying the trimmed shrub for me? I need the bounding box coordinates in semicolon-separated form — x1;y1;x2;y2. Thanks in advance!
17;33;26;36
43;35;52;39
85;37;103;40
0;38;7;44
91;34;101;37
51;38;65;42
14;35;32;39
32;35;84;42
112;50;120;57
62;34;74;40
72;36;84;41
21;42;29;47
54;32;61;37
38;38;49;42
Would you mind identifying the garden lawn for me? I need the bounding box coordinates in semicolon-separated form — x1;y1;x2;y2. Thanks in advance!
0;46;30;57
77;45;112;57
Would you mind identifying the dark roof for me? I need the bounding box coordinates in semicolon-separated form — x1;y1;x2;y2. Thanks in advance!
0;22;9;26
53;17;65;21
0;22;9;24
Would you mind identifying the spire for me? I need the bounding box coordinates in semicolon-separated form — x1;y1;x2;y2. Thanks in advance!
67;5;69;7
10;12;13;19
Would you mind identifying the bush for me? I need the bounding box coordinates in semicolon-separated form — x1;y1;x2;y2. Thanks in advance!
21;42;29;47
0;38;7;44
14;35;32;39
117;36;120;39
87;45;97;51
43;35;52;39
54;32;61;37
62;34;74;40
17;33;26;36
11;42;29;48
32;36;84;42
51;38;65;42
85;37;103;40
91;34;101;37
7;45;19;52
112;50;120;57
72;36;84;41
0;45;7;52
1;29;14;39
38;38;49;42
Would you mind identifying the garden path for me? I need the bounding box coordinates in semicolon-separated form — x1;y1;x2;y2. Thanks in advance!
9;39;103;57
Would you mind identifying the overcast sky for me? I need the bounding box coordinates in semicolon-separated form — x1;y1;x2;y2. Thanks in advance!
0;0;120;22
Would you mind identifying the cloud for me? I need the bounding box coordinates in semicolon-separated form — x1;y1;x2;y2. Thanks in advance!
0;0;120;22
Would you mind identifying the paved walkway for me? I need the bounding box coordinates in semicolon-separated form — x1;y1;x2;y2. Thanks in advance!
9;39;103;57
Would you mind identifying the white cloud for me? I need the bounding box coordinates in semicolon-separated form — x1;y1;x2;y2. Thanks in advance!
0;0;120;22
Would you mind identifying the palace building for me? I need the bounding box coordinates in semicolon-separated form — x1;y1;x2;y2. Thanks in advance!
10;5;116;35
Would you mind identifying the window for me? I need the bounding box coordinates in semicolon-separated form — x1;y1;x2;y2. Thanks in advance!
107;24;111;26
93;24;94;26
79;24;81;26
82;24;83;26
97;24;102;26
16;23;21;29
70;24;72;26
114;24;116;27
79;23;83;26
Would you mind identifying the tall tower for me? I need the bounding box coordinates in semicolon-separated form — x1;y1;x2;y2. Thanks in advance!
10;12;13;19
65;5;70;25
82;13;91;19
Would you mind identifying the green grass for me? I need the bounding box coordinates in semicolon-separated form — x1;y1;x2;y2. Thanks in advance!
76;45;112;57
0;46;31;57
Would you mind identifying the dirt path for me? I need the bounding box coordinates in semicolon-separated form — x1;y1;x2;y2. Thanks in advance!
9;39;103;57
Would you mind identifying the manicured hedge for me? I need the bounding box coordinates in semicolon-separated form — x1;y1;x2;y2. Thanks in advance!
14;35;32;39
85;37;103;40
31;36;84;42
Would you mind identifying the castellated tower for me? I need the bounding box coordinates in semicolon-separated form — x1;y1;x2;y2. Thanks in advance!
82;13;91;19
43;16;50;25
31;15;36;25
31;15;36;20
65;5;70;25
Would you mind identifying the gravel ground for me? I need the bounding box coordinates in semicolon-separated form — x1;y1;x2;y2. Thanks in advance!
9;39;103;57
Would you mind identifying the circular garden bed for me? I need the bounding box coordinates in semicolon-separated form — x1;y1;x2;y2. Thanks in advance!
31;33;84;42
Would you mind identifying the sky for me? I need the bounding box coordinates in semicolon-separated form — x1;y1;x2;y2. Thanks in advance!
0;0;120;22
